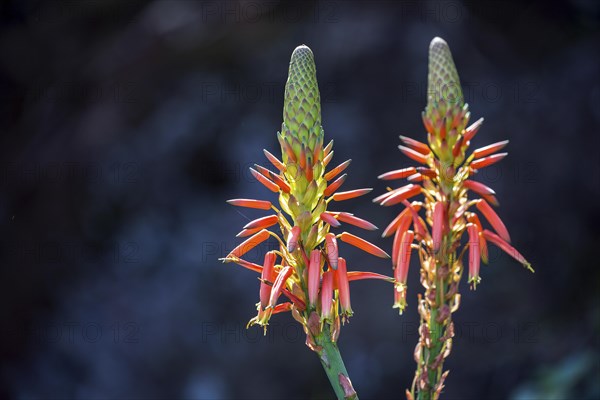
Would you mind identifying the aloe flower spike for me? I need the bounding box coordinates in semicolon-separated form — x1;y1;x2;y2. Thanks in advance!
377;37;533;399
224;44;395;400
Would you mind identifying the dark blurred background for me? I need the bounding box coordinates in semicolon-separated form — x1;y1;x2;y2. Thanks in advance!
1;0;599;399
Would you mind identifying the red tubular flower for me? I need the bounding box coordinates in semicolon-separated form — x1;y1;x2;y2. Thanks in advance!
464;180;495;197
476;199;511;242
227;229;270;258
263;149;285;171
392;213;413;267
482;230;532;270
399;145;429;164
396;230;414;284
463;117;484;142
383;202;422;238
380;184;422;207
323;174;347;196
394;230;414;313
236;226;264;238
308;250;321;307
268;266;294;309
249;167;280;192
400;135;431;155
336;212;378;230
472;140;509;159
467;223;481;288
233;258;263;274
254;164;291;193
260;252;277;309
325;159;352;181
244;215;279;230
339;232;390;258
470;153;507;170
336;257;352;319
320;270;334;322
332;188;372;201
467;213;489;264
226;198;272;210
378;167;417;181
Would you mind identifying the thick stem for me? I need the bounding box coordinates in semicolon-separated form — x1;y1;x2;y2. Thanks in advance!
414;194;455;400
417;275;450;400
313;325;358;400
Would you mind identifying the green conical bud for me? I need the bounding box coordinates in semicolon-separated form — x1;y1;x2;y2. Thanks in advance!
282;45;323;165
424;37;470;166
427;37;463;107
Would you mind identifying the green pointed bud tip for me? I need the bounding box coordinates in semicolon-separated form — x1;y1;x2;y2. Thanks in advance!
283;44;322;156
428;37;463;107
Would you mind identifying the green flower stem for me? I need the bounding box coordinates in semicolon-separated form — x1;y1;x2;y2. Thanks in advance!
418;272;450;400
313;326;358;400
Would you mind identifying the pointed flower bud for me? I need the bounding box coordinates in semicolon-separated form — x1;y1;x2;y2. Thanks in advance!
282;45;323;164
339;232;390;258
228;229;270;259
482;230;533;271
396;230;414;284
268;266;294;309
392;213;413;267
427;37;463;107
244;215;279;230
476;199;511;243
227;198;272;210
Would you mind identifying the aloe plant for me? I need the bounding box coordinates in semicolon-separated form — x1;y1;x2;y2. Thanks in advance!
375;37;533;399
223;45;394;400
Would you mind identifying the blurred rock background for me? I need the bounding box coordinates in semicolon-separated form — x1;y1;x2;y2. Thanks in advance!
0;0;598;398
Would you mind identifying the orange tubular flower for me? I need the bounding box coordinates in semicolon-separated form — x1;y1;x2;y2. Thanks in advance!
377;37;533;399
221;44;394;399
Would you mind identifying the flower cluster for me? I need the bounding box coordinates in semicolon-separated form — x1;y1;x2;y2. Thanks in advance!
375;37;533;399
222;45;393;350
